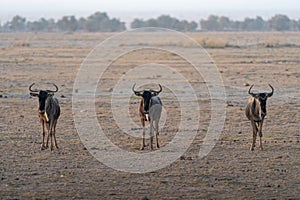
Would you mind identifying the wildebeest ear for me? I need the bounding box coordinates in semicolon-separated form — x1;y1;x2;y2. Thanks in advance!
134;91;143;96
30;92;39;97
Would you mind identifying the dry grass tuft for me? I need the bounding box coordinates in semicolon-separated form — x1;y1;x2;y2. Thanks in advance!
260;40;297;48
193;36;227;48
13;39;31;47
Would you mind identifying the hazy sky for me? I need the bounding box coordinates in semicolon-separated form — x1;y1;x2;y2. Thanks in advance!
1;0;300;23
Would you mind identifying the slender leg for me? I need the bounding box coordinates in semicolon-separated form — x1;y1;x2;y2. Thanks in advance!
45;122;50;149
41;119;46;150
250;120;258;151
48;121;54;151
150;120;154;150
258;119;264;150
155;120;160;149
52;120;59;149
140;119;146;150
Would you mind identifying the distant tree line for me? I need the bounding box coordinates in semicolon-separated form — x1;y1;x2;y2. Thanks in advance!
131;15;198;31
0;12;126;32
200;14;300;31
1;12;300;32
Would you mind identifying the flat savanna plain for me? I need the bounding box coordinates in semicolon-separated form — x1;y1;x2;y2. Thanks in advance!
0;32;299;199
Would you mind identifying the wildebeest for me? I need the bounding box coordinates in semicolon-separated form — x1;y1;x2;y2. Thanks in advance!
132;84;163;150
245;84;274;151
29;83;60;151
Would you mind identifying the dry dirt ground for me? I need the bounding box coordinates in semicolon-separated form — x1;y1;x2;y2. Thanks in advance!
0;32;299;199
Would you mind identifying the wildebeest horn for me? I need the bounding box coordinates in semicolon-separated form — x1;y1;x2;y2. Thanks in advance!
151;84;162;94
132;83;143;96
29;83;39;92
267;84;274;97
48;83;59;93
248;84;255;97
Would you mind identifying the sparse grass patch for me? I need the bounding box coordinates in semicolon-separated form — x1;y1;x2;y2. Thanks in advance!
260;39;297;48
192;36;228;48
13;39;31;47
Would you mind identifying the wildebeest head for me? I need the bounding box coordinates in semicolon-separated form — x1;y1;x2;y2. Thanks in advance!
132;84;162;114
248;84;274;114
29;83;58;114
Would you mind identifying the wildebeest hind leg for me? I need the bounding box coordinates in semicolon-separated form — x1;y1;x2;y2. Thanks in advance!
52;121;59;149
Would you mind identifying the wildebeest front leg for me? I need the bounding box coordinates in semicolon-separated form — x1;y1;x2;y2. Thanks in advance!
48;126;53;151
45;122;50;149
41;119;46;150
140;119;146;150
258;119;264;150
52;120;59;149
150;120;154;150
155;120;160;149
250;121;258;151
48;121;55;151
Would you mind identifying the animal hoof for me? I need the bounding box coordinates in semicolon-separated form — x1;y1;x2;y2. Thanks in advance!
259;147;263;150
140;146;145;150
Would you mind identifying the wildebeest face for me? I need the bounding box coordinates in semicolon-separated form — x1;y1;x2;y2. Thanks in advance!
248;84;274;116
30;90;53;114
255;93;269;114
142;91;153;114
132;83;162;115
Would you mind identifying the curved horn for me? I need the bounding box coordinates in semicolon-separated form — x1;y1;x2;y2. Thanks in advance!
48;83;59;93
132;83;143;96
267;84;274;97
29;83;39;92
248;84;255;97
152;84;162;94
